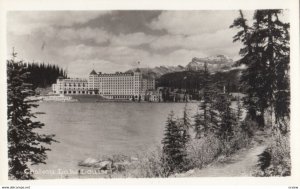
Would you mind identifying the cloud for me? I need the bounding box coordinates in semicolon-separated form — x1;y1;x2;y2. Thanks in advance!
68;59;116;78
144;49;207;67
60;44;152;77
61;30;157;47
149;28;242;58
59;27;110;44
64;46;206;77
110;32;156;47
7;11;110;35
61;43;150;66
149;10;240;35
7;11;260;77
63;44;105;59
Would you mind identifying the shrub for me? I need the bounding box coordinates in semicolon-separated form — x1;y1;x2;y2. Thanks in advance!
116;147;168;178
187;119;252;169
186;135;223;169
254;131;291;176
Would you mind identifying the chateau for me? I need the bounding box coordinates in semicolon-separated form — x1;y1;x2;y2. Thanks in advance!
52;69;155;100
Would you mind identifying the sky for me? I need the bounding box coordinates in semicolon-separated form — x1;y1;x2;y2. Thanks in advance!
6;10;280;78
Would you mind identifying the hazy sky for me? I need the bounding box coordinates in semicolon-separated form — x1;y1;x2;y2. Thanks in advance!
7;10;270;77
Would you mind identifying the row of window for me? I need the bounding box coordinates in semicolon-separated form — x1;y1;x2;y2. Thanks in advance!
89;78;139;81
61;84;87;87
56;90;141;94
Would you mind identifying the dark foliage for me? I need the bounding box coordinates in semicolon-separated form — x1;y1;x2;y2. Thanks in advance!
231;10;290;133
181;104;191;142
214;94;236;141
7;61;67;89
161;111;189;176
257;149;272;174
193;63;220;138
7;54;57;180
156;69;243;98
192;64;237;141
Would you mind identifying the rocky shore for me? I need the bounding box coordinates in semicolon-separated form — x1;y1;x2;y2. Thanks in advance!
78;155;139;175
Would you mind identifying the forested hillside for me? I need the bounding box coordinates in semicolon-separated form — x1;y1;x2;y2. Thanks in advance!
156;69;243;93
7;62;67;89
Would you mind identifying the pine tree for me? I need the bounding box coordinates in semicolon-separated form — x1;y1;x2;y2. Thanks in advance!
182;104;191;141
162;111;188;176
7;53;57;180
214;94;236;141
193;63;220;138
10;61;67;89
230;10;266;126
255;10;290;134
193;110;202;138
236;95;243;123
231;10;289;131
193;100;213;139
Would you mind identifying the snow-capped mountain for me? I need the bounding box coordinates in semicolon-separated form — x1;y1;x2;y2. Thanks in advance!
186;55;234;72
126;65;185;78
126;55;235;78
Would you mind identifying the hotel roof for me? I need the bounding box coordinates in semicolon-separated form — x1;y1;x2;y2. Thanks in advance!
90;70;97;75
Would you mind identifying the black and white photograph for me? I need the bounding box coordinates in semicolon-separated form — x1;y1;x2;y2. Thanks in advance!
0;0;299;187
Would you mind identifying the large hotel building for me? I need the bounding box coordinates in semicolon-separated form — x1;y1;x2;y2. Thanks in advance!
52;69;155;100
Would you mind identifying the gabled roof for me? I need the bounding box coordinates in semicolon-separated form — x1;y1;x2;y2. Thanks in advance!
90;69;97;75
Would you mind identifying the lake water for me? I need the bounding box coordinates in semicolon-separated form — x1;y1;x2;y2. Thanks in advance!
32;102;198;179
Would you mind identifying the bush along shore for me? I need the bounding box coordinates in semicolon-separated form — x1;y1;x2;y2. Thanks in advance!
76;87;256;178
75;103;288;178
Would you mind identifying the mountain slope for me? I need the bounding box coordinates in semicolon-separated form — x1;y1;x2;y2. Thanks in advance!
126;65;185;78
186;55;234;72
156;69;242;93
126;55;236;79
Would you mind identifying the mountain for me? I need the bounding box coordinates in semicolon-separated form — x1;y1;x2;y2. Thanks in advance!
126;65;185;78
126;55;235;78
186;55;234;72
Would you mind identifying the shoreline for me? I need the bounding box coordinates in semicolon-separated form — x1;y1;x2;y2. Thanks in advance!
40;100;200;103
39;94;201;103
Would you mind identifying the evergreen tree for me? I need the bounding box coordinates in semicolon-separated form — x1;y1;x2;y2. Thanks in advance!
230;10;266;126
255;10;290;133
7;53;57;180
193;110;203;138
231;10;289;132
214;94;236;141
181;104;191;147
162;111;188;176
193;63;220;138
193;100;215;139
236;95;243;123
6;61;67;89
182;104;191;130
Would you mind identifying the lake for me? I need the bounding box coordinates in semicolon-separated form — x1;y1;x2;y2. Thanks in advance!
32;102;198;179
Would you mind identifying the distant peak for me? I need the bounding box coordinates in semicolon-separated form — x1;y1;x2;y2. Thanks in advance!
191;55;233;63
186;55;234;72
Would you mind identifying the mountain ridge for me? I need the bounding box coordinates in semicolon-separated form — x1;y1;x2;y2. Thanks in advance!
126;55;236;78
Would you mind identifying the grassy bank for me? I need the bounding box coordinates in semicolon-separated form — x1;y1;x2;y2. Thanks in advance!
77;119;255;178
